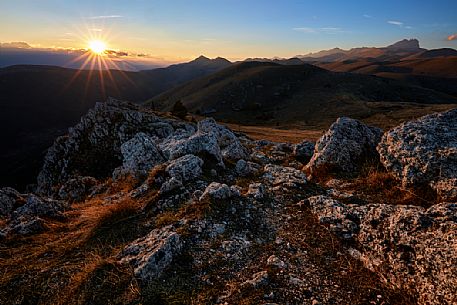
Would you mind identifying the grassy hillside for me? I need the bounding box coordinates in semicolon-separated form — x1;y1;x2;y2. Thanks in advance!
150;62;457;130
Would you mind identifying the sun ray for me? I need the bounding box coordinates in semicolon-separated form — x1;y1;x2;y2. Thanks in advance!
96;55;106;98
60;21;140;103
100;57;122;97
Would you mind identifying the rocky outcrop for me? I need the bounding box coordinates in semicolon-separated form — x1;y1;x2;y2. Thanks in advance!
119;225;182;282
263;164;307;189
0;187;22;217
377;109;457;201
113;132;165;180
167;154;203;181
197;118;249;161
37;100;192;196
305;117;382;177
235;159;261;177
161;132;223;165
200;182;232;201
293;140;315;162
57;176;98;202
308;195;457;305
159;155;204;194
36;101;252;199
0;189;67;237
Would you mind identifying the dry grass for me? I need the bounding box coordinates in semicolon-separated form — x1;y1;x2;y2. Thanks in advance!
284;203;417;305
154;210;180;228
0;179;152;305
225;123;323;143
350;165;437;208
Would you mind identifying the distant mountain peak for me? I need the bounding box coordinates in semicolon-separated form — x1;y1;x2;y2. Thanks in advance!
193;55;211;62
189;55;231;66
387;39;421;50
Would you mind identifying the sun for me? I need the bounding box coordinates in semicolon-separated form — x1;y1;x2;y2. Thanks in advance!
88;40;107;55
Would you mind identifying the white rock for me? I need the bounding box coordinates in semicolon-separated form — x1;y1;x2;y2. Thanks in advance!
308;195;457;305
120;225;182;282
235;159;261;177
377;109;457;201
117;132;165;179
165;154;203;183
200;182;232;201
263;164;307;188
305;117;382;177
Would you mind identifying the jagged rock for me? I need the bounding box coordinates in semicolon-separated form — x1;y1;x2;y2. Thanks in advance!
293;140;315;162
235;159;261;176
159;177;183;194
10;216;45;235
165;154;203;183
307;196;360;240
119;225;182;282
198;118;249;161
37;100;192;196
305;117;382;177
0;191;67;237
221;140;249;161
263;164;307;188
377;109;457;201
57;176;98;201
162;132;223;165
197;118;238;147
308;195;457;305
13;194;66;219
0;187;22;217
247;183;266;199
200;182;232;201
114;132;165;180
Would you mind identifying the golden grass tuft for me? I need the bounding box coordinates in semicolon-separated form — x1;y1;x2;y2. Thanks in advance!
351;165;437;207
0;188;149;305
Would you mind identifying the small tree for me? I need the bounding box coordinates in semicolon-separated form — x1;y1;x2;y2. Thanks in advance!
171;100;188;119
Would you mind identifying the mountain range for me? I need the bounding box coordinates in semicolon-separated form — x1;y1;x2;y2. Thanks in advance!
150;61;456;127
1;38;456;189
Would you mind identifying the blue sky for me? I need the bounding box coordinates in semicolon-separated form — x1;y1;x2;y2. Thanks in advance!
1;0;456;60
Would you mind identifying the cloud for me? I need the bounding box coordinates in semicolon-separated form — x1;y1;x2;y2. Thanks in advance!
293;27;345;34
448;34;457;41
363;14;373;18
405;26;413;29
293;27;316;33
87;15;122;19
105;49;129;57
90;28;103;32
388;20;403;26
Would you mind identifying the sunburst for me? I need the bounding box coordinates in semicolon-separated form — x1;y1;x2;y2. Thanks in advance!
88;40;107;55
61;24;135;103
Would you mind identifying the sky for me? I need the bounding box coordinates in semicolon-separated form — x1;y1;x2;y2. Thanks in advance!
1;0;457;61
